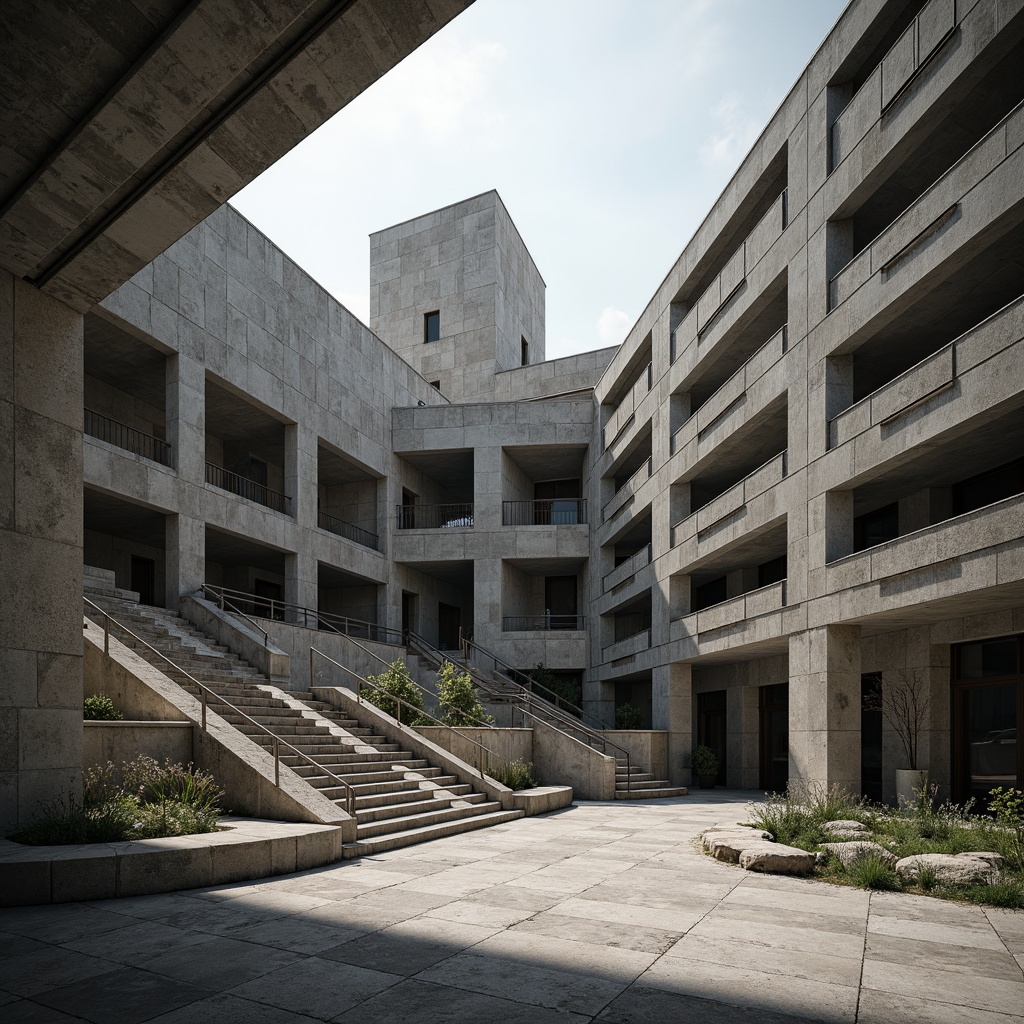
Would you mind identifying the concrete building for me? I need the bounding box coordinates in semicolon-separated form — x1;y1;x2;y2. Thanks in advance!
2;0;1023;831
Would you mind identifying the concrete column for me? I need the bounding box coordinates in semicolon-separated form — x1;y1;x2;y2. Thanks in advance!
285;551;317;614
166;352;204;484
823;489;854;563
165;513;205;608
789;624;862;795
285;421;316;528
0;274;85;831
653;661;693;786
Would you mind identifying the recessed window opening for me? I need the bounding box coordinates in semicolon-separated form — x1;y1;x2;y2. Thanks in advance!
424;310;440;343
854;503;899;552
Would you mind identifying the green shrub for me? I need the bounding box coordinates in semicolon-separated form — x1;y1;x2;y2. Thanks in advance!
687;744;719;778
846;853;902;891
83;693;122;721
436;660;493;727
9;757;224;845
364;660;427;724
489;758;538;790
615;702;642;729
529;664;581;711
942;878;1024;909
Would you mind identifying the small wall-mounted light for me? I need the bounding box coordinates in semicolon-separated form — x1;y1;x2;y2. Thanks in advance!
417;399;426;407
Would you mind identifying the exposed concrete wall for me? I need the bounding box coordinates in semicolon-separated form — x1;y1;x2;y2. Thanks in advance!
531;717;617;800
181;596;290;682
603;730;669;782
415;727;532;772
83;721;193;774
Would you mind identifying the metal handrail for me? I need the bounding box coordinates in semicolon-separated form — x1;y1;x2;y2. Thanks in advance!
84;408;173;466
206;462;290;514
200;583;270;647
83;597;356;816
502;499;588;526
395;503;474;529
502;614;586;632
317;509;379;551
309;648;502;779
201;585;403;645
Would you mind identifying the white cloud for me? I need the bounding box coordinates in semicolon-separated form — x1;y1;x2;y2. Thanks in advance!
698;94;762;171
597;306;632;348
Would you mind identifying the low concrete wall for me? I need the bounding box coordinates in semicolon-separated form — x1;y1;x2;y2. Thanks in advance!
0;818;344;907
313;686;516;809
181;596;290;681
532;717;617;800
84;618;354;840
415;727;532;771
512;786;573;814
84;721;193;771
604;730;670;781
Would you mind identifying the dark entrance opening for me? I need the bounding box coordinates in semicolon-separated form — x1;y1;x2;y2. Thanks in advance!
759;683;789;793
861;672;883;803
438;602;461;650
130;556;156;606
697;690;728;786
953;634;1022;806
401;592;416;639
544;575;577;630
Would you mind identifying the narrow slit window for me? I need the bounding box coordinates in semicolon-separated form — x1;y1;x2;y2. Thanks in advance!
424;311;440;343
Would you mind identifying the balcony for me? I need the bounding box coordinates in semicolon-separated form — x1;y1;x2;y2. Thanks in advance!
503;499;587;526
603;457;652;523
831;0;959;170
604;362;652;449
829;99;1024;312
317;510;379;551
85;409;172;467
602;628;651;662
683;579;787;636
672;190;788;362
206;463;289;514
502;614;586;632
396;503;474;529
603;544;651;592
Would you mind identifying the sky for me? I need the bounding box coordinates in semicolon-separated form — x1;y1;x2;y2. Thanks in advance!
232;0;849;360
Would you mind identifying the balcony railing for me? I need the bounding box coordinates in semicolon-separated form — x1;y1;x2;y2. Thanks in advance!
602;544;651;591
604;362;653;448
318;510;378;551
203;584;403;645
206;463;290;514
503;499;587;526
395;503;474;529
502;614;586;632
84;408;172;466
603;456;653;521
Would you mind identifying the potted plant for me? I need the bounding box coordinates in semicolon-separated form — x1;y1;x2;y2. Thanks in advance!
865;668;931;805
688;744;720;789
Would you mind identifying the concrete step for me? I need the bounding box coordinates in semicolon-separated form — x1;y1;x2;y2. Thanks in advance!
343;809;525;857
615;786;688;799
347;773;453;796
356;792;487;824
356;800;504;839
353;784;473;809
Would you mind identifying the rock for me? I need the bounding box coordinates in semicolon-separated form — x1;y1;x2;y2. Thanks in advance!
962;852;1004;869
738;841;817;875
822;820;868;835
702;828;773;863
820;841;897;868
895;853;1001;885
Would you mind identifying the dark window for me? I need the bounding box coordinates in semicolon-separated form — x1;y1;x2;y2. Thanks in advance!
957;638;1019;679
694;575;728;611
861;673;883;802
521;336;529;366
854;502;899;551
424;311;440;343
952;458;1024;516
545;575;578;629
758;555;787;587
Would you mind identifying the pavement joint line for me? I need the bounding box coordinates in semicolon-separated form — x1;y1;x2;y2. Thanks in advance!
984;905;1024;984
852;889;871;1023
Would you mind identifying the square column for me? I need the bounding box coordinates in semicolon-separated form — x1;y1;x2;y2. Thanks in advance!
653;662;692;786
789;624;862;794
166;513;205;608
285;551;317;615
165;352;204;485
0;275;85;830
727;685;760;788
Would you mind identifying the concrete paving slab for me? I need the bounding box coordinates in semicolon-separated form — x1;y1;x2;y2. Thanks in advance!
864;929;1024;980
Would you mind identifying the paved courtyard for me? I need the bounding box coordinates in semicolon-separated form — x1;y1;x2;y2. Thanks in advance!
1;792;1022;1023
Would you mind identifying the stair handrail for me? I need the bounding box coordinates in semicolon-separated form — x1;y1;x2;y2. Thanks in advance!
338;630;499;731
410;632;631;790
200;583;270;647
310;648;504;780
83;596;357;816
458;631;607;731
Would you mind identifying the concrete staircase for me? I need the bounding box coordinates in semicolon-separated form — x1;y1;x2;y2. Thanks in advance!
615;759;687;800
83;568;524;855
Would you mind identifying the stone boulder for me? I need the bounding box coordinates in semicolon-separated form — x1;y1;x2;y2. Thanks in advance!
702;827;773;863
738;841;816;875
820;841;896;868
895;852;1002;885
821;820;869;840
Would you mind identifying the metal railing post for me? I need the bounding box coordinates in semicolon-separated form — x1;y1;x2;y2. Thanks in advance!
309;647;314;689
201;689;207;731
103;611;110;655
273;736;280;786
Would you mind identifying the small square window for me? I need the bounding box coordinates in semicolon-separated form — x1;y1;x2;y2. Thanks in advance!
424;310;440;343
521;336;529;366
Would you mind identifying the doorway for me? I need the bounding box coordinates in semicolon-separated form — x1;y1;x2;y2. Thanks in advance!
861;673;883;803
697;690;728;786
130;556;155;606
401;591;416;639
759;683;788;793
544;575;578;630
438;602;461;650
953;634;1022;805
